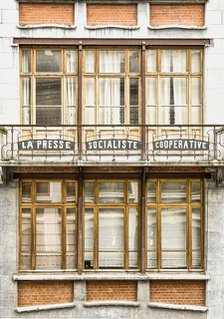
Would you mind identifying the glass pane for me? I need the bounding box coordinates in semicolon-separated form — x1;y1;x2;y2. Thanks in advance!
146;78;156;106
191;183;200;203
66;208;76;269
161;50;186;73
191;106;201;125
36;50;61;73
192;208;201;250
162;251;186;268
129;51;139;73
66;50;76;73
191;50;201;73
66;182;76;202
129;208;138;268
36;208;62;270
66;77;76;124
192;78;201;106
161;78;187;106
85;50;95;73
22;182;32;203
85;78;95;124
161;208;186;268
21;208;31;270
22;107;30;125
22;50;31;73
36;78;61;106
36;106;61;126
85;182;94;203
147;251;157;268
147;182;156;203
22;78;31;106
146;50;156;73
99;182;124;203
99;78;125;125
161;182;186;203
99;208;124;268
36;182;61;203
147;208;156;250
99;51;125;73
129;182;138;203
84;208;94;269
130;78;139;125
192;250;201;268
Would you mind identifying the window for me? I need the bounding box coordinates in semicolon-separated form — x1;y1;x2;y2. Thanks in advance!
20;180;77;270
21;48;77;125
146;48;203;125
84;49;140;125
84;180;139;269
146;179;203;270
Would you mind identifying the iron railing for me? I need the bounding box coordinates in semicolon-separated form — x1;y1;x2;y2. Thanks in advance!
0;125;224;164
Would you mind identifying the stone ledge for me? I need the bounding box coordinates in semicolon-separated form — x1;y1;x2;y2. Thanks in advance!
148;25;207;30
148;302;208;312
84;301;140;307
13;272;210;281
85;25;140;30
15;302;76;313
17;24;76;30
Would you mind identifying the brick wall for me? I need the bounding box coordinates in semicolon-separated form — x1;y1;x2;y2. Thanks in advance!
150;280;205;306
18;281;73;306
150;4;204;26
87;4;137;26
86;281;137;301
19;3;74;25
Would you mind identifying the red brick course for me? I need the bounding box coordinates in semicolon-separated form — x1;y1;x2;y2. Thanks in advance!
18;281;73;306
86;281;137;301
150;280;206;306
19;3;74;25
87;4;137;26
150;4;205;26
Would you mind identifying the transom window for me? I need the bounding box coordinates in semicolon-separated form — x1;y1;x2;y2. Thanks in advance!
146;48;203;125
20;180;77;270
21;48;77;125
84;49;140;125
146;179;203;270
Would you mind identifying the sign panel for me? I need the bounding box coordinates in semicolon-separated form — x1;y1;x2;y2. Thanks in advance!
86;139;141;151
18;139;75;151
153;139;209;151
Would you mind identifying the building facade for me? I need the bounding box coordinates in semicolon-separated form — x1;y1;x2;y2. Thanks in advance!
0;0;224;318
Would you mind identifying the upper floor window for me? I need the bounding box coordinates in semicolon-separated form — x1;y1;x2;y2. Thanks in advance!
21;48;77;125
146;48;203;125
84;49;140;125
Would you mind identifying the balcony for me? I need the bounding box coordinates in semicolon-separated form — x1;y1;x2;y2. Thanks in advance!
0;125;224;166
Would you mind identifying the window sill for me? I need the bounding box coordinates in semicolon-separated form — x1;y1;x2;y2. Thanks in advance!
15;302;76;313
148;302;208;312
84;301;140;307
13;272;210;281
148;25;207;30
85;25;140;30
17;24;76;30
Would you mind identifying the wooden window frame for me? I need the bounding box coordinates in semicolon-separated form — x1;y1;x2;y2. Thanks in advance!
19;179;78;271
20;47;78;125
83;179;140;270
145;47;203;125
146;178;204;271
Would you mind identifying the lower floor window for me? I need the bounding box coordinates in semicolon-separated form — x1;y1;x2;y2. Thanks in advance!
19;178;203;271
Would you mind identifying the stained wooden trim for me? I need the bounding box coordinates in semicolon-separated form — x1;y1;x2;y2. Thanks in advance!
14;38;211;46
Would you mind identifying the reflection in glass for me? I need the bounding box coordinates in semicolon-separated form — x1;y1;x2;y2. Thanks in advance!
129;51;139;73
36;208;62;270
66;50;76;73
146;50;157;73
161;182;186;203
161;208;186;268
85;50;95;73
130;78;139;125
36;182;61;203
22;182;32;203
21;208;31;270
191;183;201;203
66;208;76;269
85;182;94;203
147;182;156;203
99;182;124;203
84;208;94;268
66;77;76;124
129;208;138;268
191;50;201;73
66;182;76;202
36;50;61;73
22;50;31;73
128;182;138;203
85;78;95;124
192;208;201;250
99;208;124;268
146;78;156;124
